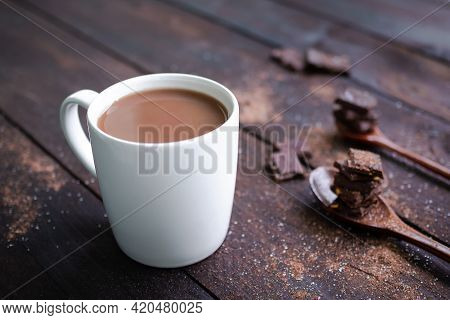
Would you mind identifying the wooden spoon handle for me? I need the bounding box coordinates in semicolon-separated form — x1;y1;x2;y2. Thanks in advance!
374;135;450;179
387;220;450;262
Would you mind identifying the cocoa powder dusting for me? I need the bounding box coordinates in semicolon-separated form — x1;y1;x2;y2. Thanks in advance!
235;73;282;124
0;117;67;242
302;126;347;168
1;185;37;241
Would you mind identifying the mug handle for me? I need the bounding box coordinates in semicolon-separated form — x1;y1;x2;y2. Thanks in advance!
60;89;98;177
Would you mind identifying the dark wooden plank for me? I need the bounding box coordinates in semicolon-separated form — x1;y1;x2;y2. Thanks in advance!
0;114;212;299
165;0;450;122
0;228;67;299
25;0;450;243
277;0;450;63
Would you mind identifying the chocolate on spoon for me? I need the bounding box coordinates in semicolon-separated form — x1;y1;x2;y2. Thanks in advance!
309;166;450;262
333;88;450;179
337;124;450;179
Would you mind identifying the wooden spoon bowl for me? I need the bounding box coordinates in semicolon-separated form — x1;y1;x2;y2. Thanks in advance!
309;167;450;262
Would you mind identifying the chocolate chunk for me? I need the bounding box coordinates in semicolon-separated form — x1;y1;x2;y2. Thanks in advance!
305;48;351;74
346;148;383;178
341;170;380;182
268;151;305;181
335;88;377;114
337;189;378;209
333;87;378;134
333;88;378;134
333;173;382;192
336;198;379;217
333;108;376;122
333;108;377;133
335;185;382;206
332;149;386;216
336;118;376;134
271;48;304;72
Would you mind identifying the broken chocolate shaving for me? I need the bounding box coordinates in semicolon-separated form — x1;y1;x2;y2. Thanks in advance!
268;150;305;181
335;118;376;134
270;48;304;72
305;48;351;74
335;88;377;114
333;108;376;122
333;87;378;133
346;148;384;178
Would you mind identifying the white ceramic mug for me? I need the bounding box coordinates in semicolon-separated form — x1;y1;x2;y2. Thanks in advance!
60;74;239;268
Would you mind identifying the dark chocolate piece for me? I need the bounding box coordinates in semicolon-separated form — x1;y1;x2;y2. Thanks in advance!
271;48;304;72
268;151;305;181
335;197;379;217
333;108;376;122
334;160;371;181
333;173;382;192
333;108;377;133
332;149;385;216
336;118;376;134
305;48;351;74
335;88;377;114
346;148;383;178
333;87;378;133
337;189;377;209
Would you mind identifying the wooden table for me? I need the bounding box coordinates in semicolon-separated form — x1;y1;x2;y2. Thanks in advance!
0;0;449;299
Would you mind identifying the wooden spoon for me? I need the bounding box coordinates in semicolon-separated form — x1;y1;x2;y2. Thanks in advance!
309;167;450;262
337;124;450;180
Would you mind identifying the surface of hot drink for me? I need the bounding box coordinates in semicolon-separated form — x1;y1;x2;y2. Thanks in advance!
98;88;228;143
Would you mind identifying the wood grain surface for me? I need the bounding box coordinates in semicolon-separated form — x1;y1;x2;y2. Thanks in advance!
22;0;450;242
165;0;450;121
0;0;448;299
